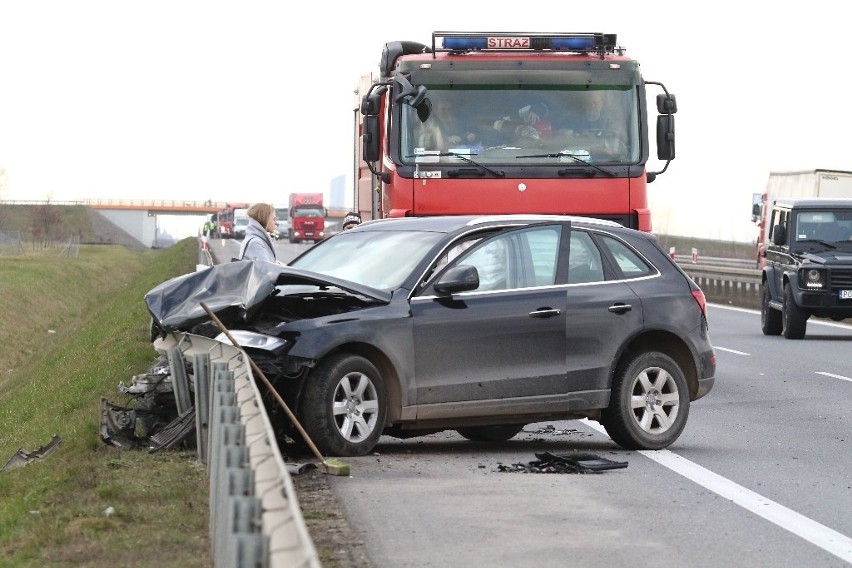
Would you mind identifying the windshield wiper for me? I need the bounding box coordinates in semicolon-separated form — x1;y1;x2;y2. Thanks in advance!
516;152;616;177
410;151;505;178
442;151;505;178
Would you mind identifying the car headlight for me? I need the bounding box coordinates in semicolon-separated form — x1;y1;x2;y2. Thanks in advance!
802;268;825;290
215;330;288;351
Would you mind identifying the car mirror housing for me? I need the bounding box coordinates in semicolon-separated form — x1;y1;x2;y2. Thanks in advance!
434;265;479;295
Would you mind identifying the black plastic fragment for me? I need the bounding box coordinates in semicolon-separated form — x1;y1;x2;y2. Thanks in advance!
497;452;628;474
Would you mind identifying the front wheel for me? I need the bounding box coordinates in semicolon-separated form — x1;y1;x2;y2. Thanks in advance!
300;354;387;457
761;283;782;335
782;284;808;339
601;351;690;450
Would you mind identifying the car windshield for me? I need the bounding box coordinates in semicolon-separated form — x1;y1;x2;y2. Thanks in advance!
289;229;445;290
794;210;852;245
294;207;324;218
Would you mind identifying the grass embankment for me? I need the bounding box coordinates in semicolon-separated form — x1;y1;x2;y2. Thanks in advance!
0;239;210;567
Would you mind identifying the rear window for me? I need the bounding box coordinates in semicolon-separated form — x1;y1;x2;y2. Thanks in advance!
600;235;655;279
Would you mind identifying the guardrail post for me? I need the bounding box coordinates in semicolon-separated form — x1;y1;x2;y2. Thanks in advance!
193;353;210;463
168;347;192;415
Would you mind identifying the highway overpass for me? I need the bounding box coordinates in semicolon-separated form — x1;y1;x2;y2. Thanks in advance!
2;199;351;248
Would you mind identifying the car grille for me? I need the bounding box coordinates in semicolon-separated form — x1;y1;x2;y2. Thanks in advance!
830;268;852;290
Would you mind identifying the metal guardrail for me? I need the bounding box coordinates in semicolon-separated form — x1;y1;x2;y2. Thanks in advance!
198;237;214;268
155;331;321;568
677;260;762;311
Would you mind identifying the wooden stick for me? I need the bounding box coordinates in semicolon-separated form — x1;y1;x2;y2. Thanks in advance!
199;302;347;475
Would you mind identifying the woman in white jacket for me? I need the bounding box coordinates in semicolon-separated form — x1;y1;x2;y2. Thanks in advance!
237;203;279;263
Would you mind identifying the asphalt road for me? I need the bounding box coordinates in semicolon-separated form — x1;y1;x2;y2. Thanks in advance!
327;307;852;568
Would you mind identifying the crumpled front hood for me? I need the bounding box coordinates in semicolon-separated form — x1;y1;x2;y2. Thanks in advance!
145;260;391;331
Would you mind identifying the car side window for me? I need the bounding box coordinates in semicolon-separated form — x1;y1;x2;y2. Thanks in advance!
567;231;605;284
523;226;560;286
439;226;560;291
599;234;655;279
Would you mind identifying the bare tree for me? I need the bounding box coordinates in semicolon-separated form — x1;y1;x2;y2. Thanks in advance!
32;202;63;248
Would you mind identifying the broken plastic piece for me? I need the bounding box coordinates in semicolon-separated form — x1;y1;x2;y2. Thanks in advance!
148;407;196;453
100;398;142;449
286;462;318;475
2;434;62;472
497;452;628;474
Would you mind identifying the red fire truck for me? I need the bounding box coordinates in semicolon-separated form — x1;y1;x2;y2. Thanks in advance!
354;31;677;230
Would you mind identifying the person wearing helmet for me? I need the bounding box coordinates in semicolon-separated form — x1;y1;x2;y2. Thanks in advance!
341;212;362;231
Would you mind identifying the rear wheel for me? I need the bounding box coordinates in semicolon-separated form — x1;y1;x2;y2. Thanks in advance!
601;351;689;450
761;283;782;335
301;354;387;457
456;424;524;442
782;284;808;339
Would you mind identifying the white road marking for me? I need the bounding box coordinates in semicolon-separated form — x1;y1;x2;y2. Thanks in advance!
816;371;852;383
581;419;852;563
714;346;750;355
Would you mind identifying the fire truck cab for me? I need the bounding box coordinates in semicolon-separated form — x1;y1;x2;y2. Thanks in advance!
356;31;677;230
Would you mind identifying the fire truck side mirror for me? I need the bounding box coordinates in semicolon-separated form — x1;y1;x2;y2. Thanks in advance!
409;85;427;108
361;89;385;116
656;114;675;161
416;97;432;122
656;93;677;114
362;115;380;163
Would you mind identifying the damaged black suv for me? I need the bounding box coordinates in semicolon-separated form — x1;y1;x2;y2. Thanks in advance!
146;215;715;457
760;198;852;339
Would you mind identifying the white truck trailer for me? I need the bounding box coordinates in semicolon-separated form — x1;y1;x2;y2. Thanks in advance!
754;169;852;267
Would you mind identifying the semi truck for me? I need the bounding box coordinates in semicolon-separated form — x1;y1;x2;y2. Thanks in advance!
288;193;326;243
273;205;290;240
232;207;250;240
753;170;852;268
353;31;677;229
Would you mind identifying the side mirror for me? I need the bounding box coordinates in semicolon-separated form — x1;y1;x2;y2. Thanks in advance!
360;85;388;115
409;85;427;108
772;224;787;245
656;114;675;160
394;74;419;103
362;115;380;162
416;96;432;122
434;265;479;295
656;93;677;114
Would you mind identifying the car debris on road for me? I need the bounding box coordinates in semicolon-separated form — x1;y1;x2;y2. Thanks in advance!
497;452;628;474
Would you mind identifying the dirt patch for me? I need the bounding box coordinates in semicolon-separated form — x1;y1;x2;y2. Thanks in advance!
292;470;374;568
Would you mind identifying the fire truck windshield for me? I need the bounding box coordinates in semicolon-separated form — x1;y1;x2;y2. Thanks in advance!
401;87;638;166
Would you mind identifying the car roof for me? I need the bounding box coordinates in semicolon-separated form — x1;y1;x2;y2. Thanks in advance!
356;214;624;233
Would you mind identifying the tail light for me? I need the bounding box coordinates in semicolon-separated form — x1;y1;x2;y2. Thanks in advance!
691;289;707;317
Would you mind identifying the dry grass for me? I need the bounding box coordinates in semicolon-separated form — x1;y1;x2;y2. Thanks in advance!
0;240;211;567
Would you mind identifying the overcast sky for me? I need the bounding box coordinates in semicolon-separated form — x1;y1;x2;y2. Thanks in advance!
1;1;849;241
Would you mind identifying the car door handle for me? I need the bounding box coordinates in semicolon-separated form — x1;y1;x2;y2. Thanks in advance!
607;303;632;314
529;308;562;318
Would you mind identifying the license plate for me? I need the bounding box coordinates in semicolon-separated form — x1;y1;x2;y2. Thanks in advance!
840;290;852;300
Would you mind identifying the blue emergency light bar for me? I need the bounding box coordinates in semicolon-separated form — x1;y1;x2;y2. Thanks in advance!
435;32;617;54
